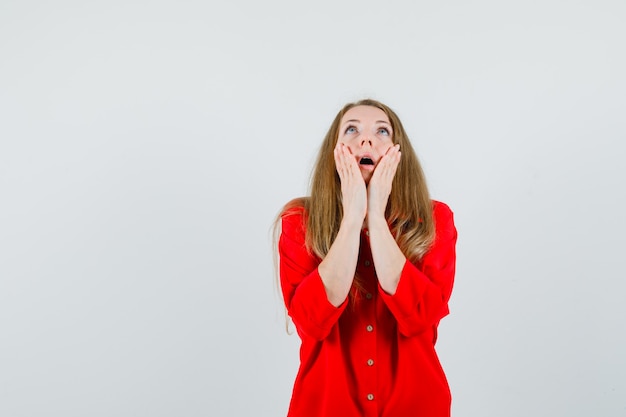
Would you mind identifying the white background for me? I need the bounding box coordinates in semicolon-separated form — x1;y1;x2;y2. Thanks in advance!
1;1;625;416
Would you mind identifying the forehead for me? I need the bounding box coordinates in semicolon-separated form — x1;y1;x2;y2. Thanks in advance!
341;105;390;124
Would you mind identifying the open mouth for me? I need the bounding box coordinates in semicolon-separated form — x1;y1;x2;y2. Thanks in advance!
359;157;374;165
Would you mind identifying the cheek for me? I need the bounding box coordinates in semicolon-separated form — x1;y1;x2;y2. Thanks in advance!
338;139;356;152
377;143;393;154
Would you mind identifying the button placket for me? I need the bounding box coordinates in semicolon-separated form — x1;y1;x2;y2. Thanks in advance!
359;231;377;413
363;315;377;410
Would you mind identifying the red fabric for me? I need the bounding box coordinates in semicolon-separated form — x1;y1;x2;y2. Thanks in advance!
279;201;457;417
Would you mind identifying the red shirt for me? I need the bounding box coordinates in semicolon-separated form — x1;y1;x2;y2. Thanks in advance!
279;200;457;417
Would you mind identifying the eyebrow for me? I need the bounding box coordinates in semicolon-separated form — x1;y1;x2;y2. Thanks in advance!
342;119;391;125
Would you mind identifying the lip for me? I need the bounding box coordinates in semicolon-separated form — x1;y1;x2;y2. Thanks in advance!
357;154;376;170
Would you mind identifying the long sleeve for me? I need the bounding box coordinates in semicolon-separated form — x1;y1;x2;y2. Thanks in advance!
378;201;457;337
279;209;347;340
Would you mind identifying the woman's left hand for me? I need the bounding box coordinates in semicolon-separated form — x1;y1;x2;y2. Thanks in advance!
367;144;401;220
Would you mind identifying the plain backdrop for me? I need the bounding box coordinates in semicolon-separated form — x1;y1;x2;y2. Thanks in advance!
1;1;625;416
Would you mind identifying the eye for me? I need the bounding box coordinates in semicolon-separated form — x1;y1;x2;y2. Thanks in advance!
377;127;390;136
344;125;357;134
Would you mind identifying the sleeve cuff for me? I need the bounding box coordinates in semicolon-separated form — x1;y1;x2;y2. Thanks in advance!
289;268;348;340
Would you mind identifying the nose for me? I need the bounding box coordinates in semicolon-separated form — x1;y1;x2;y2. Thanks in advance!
360;135;372;147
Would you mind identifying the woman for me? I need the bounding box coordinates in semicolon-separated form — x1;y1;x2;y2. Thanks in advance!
276;99;457;417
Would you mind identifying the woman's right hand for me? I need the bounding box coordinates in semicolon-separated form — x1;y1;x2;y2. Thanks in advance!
334;143;367;224
315;143;364;307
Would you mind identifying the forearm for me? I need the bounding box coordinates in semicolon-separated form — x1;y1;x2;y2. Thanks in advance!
318;217;362;307
367;215;406;295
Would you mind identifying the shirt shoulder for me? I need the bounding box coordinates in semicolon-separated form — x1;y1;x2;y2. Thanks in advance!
432;199;453;216
431;200;457;240
279;198;310;247
281;197;308;217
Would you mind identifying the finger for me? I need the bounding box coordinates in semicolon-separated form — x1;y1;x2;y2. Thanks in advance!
372;150;400;184
382;145;401;168
336;144;359;185
337;144;350;175
334;145;348;180
387;148;401;172
341;144;360;178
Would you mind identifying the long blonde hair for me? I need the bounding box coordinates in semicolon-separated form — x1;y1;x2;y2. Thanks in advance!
275;99;435;293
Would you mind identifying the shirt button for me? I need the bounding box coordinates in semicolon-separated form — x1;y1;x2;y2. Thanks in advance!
367;359;374;366
365;293;373;300
365;230;370;236
367;393;374;401
366;325;373;332
364;260;371;267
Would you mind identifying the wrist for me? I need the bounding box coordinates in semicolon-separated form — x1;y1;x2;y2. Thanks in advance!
366;215;389;231
340;215;364;231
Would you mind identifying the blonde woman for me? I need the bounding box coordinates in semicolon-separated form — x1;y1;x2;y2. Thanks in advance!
276;99;457;417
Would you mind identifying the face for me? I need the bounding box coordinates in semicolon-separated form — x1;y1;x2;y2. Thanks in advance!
337;105;394;183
